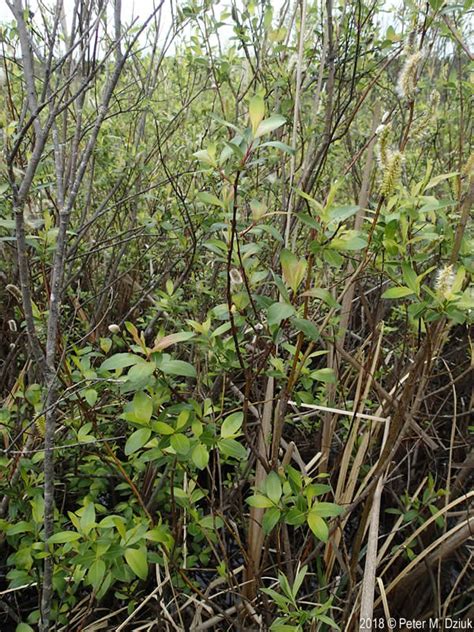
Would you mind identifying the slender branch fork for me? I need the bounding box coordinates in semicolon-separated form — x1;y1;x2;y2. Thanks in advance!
6;0;165;626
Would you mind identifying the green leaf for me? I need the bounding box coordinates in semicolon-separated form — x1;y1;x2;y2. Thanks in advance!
249;93;265;134
255;115;286;138
311;368;336;383
98;514;124;528
328;205;359;223
192;444;209;469
200;515;224;530
278;573;294;602
262;506;281;534
260;140;295;154
170;433;190;454
311;502;343;518
246;494;275;508
424;171;458;190
87;559;106;591
302;287;340;308
154;421;175;435
131;391;153;424
292;565;308;597
152;331;195;352
296;189;324;213
15;625;34;632
211;322;232;337
176;410;190;429
293;318;320;341
0;218;15;230
193;149;216;166
265;471;282;504
80;503;96;536
220;140;244;162
100;337;112;353
450;267;465;295
125;547;148;580
284;507;307;526
125;428;152;455
126;362;155;383
267;302;295;327
158;359;197;378
192;419;203;437
197;191;224;207
219;438;247;460
402;263;419;295
330;231;367;251
386;25;397;41
100;353;142;371
382;286;415;299
146;525;173;548
221;412;243;438
6;521;33;536
30;496;44;523
250;199;267;221
317;614;340;629
455;290;474;310
270;623;300;632
309;484;331;496
251;223;284;242
84;389;98;406
307;510;329;542
281;249;307;293
297;213;320;230
263;589;293;611
419;199;455;213
47;531;81;544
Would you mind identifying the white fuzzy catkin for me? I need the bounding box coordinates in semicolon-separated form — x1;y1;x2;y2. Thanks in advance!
229;268;243;286
376;123;392;168
435;265;455;299
396;50;422;100
380;150;403;196
462;152;474;178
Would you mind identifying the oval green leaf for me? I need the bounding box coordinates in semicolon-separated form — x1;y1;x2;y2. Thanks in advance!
192;443;209;469
262;506;281;534
218;438;247;460
170;433;191;455
307;510;329;542
47;531;82;544
125;428;152;455
125;547;148;580
100;353;142;371
382;286;415;299
267;302;295;327
221;412;243;438
87;559;106;591
255;115;286;138
158;359;197;378
265;471;282;504
246;494;274;508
